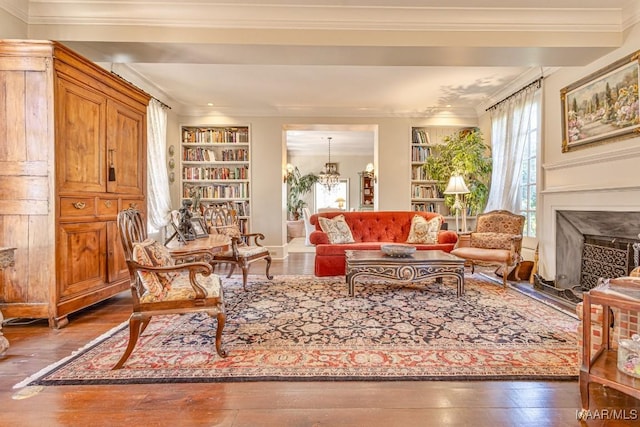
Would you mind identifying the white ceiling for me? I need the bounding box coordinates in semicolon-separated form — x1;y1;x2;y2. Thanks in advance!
2;0;638;155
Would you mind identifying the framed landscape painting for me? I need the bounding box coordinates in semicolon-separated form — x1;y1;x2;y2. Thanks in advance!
561;50;640;152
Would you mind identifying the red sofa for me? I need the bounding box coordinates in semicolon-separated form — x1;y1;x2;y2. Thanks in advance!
309;211;458;276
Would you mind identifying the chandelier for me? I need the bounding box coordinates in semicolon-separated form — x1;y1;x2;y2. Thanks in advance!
318;136;340;191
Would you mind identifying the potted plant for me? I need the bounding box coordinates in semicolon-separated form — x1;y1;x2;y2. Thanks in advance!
423;128;492;216
286;166;318;220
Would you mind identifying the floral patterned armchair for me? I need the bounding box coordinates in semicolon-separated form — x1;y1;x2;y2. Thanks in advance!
450;210;525;288
115;208;227;369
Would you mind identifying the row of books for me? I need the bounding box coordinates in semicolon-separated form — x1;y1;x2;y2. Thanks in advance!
182;147;249;162
411;202;443;214
412;129;431;145
182;166;249;180
411;146;432;162
411;184;442;199
182;127;249;144
411;165;433;181
183;183;249;199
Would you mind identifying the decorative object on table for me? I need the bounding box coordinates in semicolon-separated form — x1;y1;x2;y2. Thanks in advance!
444;174;470;232
423;128;492;217
17;275;579;386
380;243;416;257
561;49;640;153
318;136;340;191
285;165;318;220
165;210;187;245
178;199;196;240
335;197;345;209
618;334;640;378
190;217;209;239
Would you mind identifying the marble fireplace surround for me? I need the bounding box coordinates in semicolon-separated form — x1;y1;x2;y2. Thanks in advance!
555;210;640;292
540;184;640;283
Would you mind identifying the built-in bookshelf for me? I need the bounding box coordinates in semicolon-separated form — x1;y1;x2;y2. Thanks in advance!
410;127;448;216
410;126;480;232
180;125;251;232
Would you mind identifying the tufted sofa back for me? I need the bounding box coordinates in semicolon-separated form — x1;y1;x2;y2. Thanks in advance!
309;211;443;243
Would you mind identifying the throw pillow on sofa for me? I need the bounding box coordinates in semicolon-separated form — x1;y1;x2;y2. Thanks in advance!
406;215;441;244
318;214;355;244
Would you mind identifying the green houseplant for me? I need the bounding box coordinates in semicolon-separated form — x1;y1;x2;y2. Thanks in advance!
286;166;318;220
423;128;492;216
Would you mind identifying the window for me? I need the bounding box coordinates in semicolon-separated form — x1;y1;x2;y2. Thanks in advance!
519;97;539;237
314;179;349;211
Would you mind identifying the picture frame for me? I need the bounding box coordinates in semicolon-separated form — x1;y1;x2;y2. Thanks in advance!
561;50;640;152
190;217;209;239
325;162;338;174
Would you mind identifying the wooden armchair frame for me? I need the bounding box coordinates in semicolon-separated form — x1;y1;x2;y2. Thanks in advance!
203;205;273;290
114;208;227;370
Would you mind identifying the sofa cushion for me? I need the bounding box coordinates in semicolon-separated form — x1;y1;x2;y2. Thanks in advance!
406;214;441;244
132;238;176;301
318;214;355;244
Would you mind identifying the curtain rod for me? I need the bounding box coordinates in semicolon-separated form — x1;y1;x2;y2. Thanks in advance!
109;70;172;110
485;77;543;112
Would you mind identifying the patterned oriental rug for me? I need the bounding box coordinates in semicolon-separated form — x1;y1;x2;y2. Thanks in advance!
18;275;579;386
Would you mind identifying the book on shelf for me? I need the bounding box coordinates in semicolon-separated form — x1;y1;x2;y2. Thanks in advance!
182;127;249;144
412;128;431;145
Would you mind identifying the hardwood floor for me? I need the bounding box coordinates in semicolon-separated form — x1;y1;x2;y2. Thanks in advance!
1;253;639;426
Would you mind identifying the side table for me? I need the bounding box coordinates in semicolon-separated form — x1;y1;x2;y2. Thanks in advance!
0;247;16;355
579;277;640;418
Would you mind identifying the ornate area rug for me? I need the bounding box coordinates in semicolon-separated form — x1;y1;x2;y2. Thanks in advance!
18;274;579;386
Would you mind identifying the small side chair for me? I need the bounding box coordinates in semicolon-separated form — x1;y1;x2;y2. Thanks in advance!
114;208;227;369
450;209;525;288
204;205;273;290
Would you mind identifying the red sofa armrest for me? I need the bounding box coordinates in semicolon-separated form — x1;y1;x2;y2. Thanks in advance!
310;230;329;245
438;230;459;245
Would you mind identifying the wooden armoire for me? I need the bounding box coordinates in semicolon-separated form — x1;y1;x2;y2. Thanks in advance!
0;40;150;327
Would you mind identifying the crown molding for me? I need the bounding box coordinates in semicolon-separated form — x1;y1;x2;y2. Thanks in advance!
0;0;28;22
25;2;625;32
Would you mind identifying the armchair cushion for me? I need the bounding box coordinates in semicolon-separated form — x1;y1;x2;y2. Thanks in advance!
318;214;355;244
139;271;222;304
470;232;517;250
215;224;243;242
132;238;177;302
406;214;441;244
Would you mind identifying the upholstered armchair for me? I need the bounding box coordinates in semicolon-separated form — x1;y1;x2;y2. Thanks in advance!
204;205;273;290
115;208;227;369
450;210;525;288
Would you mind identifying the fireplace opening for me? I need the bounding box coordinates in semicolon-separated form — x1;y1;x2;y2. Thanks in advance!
534;210;640;305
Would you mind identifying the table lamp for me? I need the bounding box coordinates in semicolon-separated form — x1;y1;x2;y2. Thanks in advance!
444;174;470;232
335;197;346;210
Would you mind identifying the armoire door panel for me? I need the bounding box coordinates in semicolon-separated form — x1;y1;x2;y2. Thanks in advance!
107;221;129;283
55;77;106;193
57;222;108;299
106;99;145;195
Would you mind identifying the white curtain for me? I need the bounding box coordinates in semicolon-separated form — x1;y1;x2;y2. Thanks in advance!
146;98;172;232
484;83;541;213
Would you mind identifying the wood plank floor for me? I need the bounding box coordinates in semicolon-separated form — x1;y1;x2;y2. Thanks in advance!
1;253;639;426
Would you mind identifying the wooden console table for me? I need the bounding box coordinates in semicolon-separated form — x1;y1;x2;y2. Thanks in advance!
0;247;16;355
579;278;640;418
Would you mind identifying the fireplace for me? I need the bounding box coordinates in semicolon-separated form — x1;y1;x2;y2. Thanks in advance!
534;210;640;303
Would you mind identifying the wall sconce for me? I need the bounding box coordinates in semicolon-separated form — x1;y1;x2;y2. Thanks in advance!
364;162;377;183
284;163;294;183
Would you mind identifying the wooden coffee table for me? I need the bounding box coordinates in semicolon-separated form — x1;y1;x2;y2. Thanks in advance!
345;250;465;297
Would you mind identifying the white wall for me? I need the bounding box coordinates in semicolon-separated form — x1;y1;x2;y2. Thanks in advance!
538;22;640;279
0;8;27;38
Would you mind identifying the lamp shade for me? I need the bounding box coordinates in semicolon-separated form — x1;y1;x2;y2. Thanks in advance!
444;175;470;194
